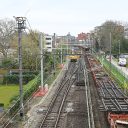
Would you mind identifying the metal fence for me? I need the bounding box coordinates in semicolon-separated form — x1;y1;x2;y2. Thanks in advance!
95;54;128;88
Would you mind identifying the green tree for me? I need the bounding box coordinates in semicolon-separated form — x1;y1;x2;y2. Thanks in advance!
95;20;124;54
21;31;40;70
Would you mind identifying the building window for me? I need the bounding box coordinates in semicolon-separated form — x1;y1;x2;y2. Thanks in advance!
46;38;52;40
46;42;51;45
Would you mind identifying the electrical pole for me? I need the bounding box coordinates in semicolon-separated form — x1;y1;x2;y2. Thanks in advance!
53;33;56;75
15;17;26;117
119;40;120;57
61;43;63;64
109;32;112;61
67;35;69;55
40;33;44;88
109;32;112;76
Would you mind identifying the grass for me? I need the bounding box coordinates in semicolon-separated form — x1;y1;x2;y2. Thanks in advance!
99;56;128;88
0;66;63;109
46;69;61;86
0;85;19;108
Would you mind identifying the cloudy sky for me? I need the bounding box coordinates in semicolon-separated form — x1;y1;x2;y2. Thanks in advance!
0;0;128;36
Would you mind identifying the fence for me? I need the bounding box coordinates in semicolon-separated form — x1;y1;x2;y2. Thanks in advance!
95;53;128;88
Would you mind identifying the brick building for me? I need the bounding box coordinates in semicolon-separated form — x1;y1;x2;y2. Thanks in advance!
77;32;87;41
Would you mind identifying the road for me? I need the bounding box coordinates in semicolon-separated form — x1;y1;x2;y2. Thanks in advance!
108;58;128;77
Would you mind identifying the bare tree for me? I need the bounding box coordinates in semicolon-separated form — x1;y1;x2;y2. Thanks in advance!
0;18;16;58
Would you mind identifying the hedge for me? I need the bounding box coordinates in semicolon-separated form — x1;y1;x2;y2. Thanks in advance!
9;74;40;115
3;74;36;84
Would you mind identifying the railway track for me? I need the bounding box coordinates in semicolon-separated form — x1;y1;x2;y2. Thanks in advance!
84;52;109;128
37;62;77;128
1;53;100;128
85;51;128;127
35;57;95;128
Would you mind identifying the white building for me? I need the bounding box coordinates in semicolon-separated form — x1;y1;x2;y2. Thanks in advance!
44;35;53;52
124;28;128;39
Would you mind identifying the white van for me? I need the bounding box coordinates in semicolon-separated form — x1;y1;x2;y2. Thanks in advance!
118;55;127;66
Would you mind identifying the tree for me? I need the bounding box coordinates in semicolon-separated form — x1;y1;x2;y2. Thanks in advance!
21;30;40;70
0;18;16;58
95;20;124;54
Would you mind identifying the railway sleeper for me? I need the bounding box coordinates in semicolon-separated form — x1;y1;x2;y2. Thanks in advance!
76;80;85;86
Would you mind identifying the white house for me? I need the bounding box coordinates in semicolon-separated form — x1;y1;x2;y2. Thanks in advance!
44;35;53;52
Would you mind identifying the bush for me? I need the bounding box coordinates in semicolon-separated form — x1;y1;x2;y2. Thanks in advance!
23;74;36;84
3;74;19;84
3;74;36;84
0;103;4;107
9;75;40;115
1;58;18;69
2;59;12;68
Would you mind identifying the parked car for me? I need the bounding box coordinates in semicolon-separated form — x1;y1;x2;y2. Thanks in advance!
118;55;127;66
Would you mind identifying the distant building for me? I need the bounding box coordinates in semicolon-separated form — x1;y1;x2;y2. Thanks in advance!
56;33;76;46
124;27;128;39
66;32;76;44
77;32;87;41
44;35;53;52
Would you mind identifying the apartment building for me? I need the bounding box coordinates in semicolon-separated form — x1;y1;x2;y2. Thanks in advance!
44;35;53;52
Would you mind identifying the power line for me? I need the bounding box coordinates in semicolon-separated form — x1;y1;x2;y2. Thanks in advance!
26;18;39;43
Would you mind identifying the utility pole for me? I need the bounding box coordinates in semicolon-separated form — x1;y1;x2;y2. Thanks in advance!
67;35;69;55
15;17;26;117
109;32;112;76
119;40;120;57
53;33;56;75
40;33;44;88
109;32;112;61
61;42;63;64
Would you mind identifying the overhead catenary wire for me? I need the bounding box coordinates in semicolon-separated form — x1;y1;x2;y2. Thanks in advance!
26;18;39;43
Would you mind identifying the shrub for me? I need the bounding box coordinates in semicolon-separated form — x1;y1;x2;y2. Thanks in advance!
3;74;19;84
9;75;40;115
1;58;18;69
0;103;4;107
3;74;36;84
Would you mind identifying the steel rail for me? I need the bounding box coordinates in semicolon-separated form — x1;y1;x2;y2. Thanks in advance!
101;98;108;110
102;81;115;98
110;99;121;111
84;67;95;128
54;75;75;128
114;99;122;110
39;64;78;128
110;81;127;98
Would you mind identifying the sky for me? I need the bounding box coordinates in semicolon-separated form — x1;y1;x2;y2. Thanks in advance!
0;0;128;36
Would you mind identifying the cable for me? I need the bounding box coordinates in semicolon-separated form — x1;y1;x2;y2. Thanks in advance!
26;18;39;43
